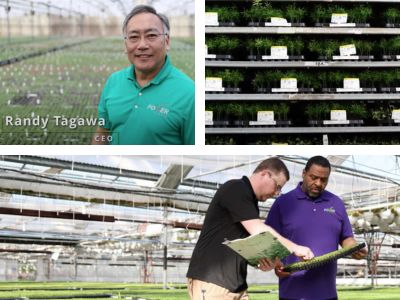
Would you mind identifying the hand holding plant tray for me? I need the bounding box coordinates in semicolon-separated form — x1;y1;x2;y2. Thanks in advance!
223;231;291;267
283;242;366;273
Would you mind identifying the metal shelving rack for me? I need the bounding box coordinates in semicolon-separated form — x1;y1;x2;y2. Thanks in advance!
205;0;400;144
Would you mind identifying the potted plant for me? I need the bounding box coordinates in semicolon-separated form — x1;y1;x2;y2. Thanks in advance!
219;69;244;93
272;102;292;126
347;102;367;126
226;102;248;127
245;0;266;26
206;102;229;127
206;6;240;27
384;7;400;27
206;35;239;60
311;4;332;26
305;102;330;126
285;4;306;27
349;5;372;27
372;105;393;126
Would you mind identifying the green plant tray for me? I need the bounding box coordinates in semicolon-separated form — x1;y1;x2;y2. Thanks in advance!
283;242;366;273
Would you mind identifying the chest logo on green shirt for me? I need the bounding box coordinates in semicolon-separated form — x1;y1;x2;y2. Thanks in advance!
146;104;170;116
324;207;336;214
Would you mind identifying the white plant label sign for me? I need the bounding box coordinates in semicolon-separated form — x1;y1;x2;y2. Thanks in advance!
340;44;357;56
271;17;288;25
271;46;288;58
257;111;275;122
343;78;360;89
205;12;219;26
205;77;224;91
205;45;208;55
392;109;400;120
331;13;348;24
205;111;214;125
331;110;347;121
281;78;297;89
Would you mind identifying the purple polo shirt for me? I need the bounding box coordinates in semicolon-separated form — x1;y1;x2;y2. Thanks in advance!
265;182;353;300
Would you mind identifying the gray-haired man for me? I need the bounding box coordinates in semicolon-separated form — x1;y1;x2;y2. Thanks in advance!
93;5;194;145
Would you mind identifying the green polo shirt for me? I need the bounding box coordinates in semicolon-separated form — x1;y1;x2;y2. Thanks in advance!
98;56;194;145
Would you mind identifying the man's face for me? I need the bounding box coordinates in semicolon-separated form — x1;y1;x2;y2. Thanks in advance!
124;12;170;77
302;164;330;198
258;170;287;201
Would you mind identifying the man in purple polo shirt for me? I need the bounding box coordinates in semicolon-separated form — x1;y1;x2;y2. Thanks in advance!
265;156;367;300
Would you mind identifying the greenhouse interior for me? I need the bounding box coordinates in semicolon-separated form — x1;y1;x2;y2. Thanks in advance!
205;0;400;145
0;0;194;145
0;155;399;299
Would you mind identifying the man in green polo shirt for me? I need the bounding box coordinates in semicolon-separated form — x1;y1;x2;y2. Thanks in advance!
92;5;194;145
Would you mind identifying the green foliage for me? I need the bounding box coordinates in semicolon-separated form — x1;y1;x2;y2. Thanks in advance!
205;6;240;23
349;5;372;24
384;7;400;24
206;35;240;53
285;4;306;23
215;69;244;88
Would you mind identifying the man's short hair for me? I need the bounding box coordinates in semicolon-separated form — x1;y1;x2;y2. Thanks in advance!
253;157;290;181
305;156;331;172
122;5;170;35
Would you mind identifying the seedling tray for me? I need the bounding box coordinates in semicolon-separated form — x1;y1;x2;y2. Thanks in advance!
206;87;241;94
283;243;366;273
332;56;374;61
248;22;305;27
385;23;400;28
323;119;364;126
381;87;400;93
209;120;230;127
262;55;304;61
382;55;400;61
248;55;304;61
271;88;314;93
249;120;292;127
315;23;370;28
206;54;233;61
322;88;377;93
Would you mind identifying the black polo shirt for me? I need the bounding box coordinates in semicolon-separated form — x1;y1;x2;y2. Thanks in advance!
186;176;260;292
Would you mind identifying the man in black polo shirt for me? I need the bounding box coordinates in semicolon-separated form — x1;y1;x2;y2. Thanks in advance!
187;157;314;300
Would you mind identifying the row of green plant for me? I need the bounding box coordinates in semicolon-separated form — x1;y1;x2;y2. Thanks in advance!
206;36;400;58
206;68;244;88
206;69;400;90
206;101;398;122
206;3;400;25
207;102;290;121
244;1;305;24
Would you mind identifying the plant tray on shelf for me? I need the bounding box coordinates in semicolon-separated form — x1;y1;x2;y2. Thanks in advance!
315;23;370;28
205;54;233;61
323;119;364;126
208;120;230;127
332;55;374;61
232;120;249;127
206;87;241;94
217;22;236;27
262;55;304;61
385;23;400;28
380;87;400;93
248;55;303;61
382;55;400;61
377;119;400;126
283;242;366;273
322;88;376;93
249;22;305;27
271;88;314;93
249;120;292;127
